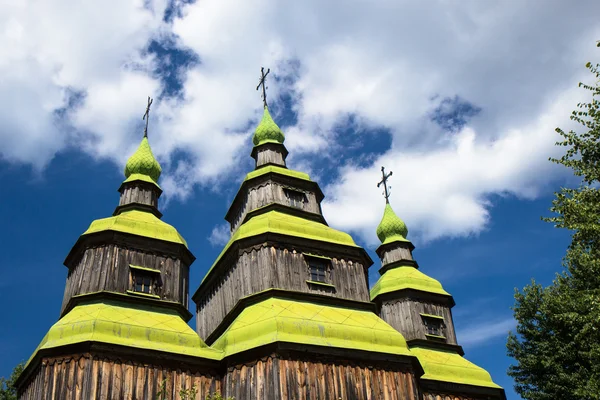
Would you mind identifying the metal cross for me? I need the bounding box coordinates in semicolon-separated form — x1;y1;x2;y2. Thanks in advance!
142;96;153;138
377;166;393;203
256;67;270;108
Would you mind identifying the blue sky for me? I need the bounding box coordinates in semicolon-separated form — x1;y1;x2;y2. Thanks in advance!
1;1;599;398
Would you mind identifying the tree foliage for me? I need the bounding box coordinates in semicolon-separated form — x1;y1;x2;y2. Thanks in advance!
0;363;24;400
507;44;600;399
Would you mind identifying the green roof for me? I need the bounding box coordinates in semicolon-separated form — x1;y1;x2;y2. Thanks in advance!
26;299;221;367
202;210;358;284
410;346;502;389
370;266;450;300
212;297;413;358
253;106;285;146
123;173;161;189
82;209;188;248
124;137;162;185
244;165;311;182
376;203;409;245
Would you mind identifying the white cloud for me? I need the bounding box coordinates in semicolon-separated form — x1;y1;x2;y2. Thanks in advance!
208;222;230;247
1;0;599;243
457;317;516;348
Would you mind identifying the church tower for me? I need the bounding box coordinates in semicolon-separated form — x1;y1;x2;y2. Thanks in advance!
17;74;507;400
17;99;222;399
371;171;504;398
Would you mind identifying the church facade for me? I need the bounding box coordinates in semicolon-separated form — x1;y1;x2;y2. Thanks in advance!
16;93;506;399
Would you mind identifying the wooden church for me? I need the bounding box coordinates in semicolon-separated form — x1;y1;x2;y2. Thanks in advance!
16;73;507;399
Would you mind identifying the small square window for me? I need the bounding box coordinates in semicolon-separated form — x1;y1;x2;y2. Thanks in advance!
421;315;446;339
284;188;307;209
130;266;162;296
308;259;328;283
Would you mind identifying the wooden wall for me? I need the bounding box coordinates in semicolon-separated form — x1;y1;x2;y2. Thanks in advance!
230;180;321;233
222;355;419;400
196;245;369;340
119;183;159;208
380;245;414;266
379;298;457;344
422;392;489;400
255;148;286;168
62;244;189;313
19;354;219;400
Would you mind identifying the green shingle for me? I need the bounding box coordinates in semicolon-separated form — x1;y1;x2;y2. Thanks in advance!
212;297;414;358
410;346;502;389
370;266;450;300
376;203;409;245
82;209;188;248
253;106;285;146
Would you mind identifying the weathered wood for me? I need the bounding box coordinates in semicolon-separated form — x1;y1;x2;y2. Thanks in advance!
19;354;219;400
379;298;457;344
119;183;160;208
229;180;322;233
196;245;370;340
255;146;286;168
61;245;189;314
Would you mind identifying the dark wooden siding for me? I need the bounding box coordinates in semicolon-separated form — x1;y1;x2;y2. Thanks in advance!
380;299;457;344
380;245;414;265
223;355;419;400
230;181;321;233
422;392;488;400
61;244;189;313
19;354;219;400
255;148;286;168
196;245;369;340
119;183;159;208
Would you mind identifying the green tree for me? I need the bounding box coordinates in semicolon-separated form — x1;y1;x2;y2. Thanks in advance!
507;43;600;399
0;363;24;400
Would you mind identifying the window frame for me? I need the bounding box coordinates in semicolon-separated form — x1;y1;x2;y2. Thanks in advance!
129;265;162;297
420;313;446;340
283;188;308;209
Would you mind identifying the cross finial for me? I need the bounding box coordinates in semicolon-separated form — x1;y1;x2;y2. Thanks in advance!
256;67;270;108
377;166;393;203
142;96;153;138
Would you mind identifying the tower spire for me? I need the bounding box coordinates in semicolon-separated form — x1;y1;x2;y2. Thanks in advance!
142;96;153;138
256;67;270;109
377;166;393;204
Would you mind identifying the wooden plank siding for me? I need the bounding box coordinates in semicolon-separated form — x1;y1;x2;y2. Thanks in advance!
222;355;419;400
61;245;189;314
230;180;321;234
422;392;485;400
119;183;160;208
379;299;457;344
196;245;370;340
19;354;220;400
255;147;286;168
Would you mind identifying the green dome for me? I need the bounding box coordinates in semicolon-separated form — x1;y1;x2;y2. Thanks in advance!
253;106;285;146
124;137;162;183
376;203;409;244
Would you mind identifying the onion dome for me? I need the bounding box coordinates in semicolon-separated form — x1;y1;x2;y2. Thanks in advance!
124;137;162;184
252;106;285;146
376;203;409;244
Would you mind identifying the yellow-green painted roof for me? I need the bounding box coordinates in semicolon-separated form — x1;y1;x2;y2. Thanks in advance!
253;106;285;146
123;172;161;189
82;209;188;248
244;165;310;182
410;346;502;389
202;210;357;284
377;203;409;245
370;266;450;300
124;137;162;185
27;300;221;366
212;297;413;358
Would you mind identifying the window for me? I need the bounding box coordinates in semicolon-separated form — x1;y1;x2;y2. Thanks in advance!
129;265;162;296
284;188;307;209
421;314;446;339
133;272;153;294
308;259;328;283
